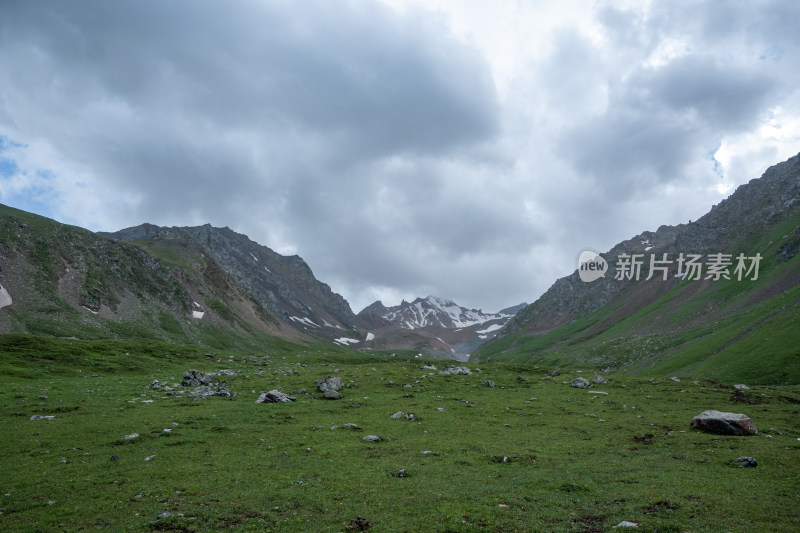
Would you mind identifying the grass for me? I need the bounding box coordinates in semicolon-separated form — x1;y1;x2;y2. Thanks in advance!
1;335;798;532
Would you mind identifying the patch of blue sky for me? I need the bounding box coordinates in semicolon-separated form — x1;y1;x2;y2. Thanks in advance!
0;136;59;218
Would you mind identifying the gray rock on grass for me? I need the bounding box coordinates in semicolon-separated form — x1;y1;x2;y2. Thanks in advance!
572;377;591;389
439;366;472;376
730;456;757;467
182;370;212;387
256;390;296;403
317;376;343;393
690;410;757;435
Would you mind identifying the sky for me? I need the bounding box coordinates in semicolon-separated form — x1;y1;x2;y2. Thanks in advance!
1;0;799;314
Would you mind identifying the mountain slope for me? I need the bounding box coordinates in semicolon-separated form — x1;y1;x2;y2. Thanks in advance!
475;152;800;384
0;204;307;349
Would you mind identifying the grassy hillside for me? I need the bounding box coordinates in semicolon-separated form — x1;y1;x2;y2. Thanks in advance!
0;335;798;532
474;213;800;385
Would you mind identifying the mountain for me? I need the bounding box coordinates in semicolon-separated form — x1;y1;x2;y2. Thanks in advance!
0;205;362;349
366;295;518;330
102;223;364;335
357;295;526;360
475;152;800;385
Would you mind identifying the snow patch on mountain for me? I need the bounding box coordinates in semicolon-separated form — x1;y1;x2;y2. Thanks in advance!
290;316;320;328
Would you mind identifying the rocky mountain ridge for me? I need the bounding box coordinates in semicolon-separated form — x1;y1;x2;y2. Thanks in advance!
357;296;526;360
103;223;364;337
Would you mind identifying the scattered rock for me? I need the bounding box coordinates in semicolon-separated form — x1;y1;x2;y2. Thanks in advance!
572;377;591;389
29;415;55;421
390;411;405;419
734;384;750;390
323;389;343;400
342;423;362;431
690;410;758;435
122;433;139;440
189;386;234;399
182;370;212;387
517;376;529;382
317;376;343;393
256;390;296;403
587;390;608;395
439;366;472;376
730;456;757;468
482;380;495;387
592;374;608;384
363;435;382;442
421;365;437;370
547;370;561;377
346;516;372;531
110;455;120;461
614;520;638;528
669;377;681;382
392;468;408;478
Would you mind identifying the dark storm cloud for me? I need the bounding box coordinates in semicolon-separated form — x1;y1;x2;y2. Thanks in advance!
0;0;498;209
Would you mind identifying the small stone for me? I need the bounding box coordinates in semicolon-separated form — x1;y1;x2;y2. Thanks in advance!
29;415;55;421
734;384;750;390
730;456;757;468
614;520;638;528
363;435;382;442
592;374;608;384
122;433;139;440
110;455;120;461
483;380;495;387
256;390;295;403
669;377;681;382
345;516;372;531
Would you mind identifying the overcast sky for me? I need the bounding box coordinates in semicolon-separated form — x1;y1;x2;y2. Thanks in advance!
1;0;799;314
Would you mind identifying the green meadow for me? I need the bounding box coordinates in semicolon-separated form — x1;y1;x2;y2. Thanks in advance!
1;335;798;532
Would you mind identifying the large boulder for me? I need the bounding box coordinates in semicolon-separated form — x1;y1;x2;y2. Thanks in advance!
317;376;343;393
690;410;757;435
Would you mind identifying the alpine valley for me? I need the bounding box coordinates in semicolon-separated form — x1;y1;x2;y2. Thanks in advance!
1;152;799;383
